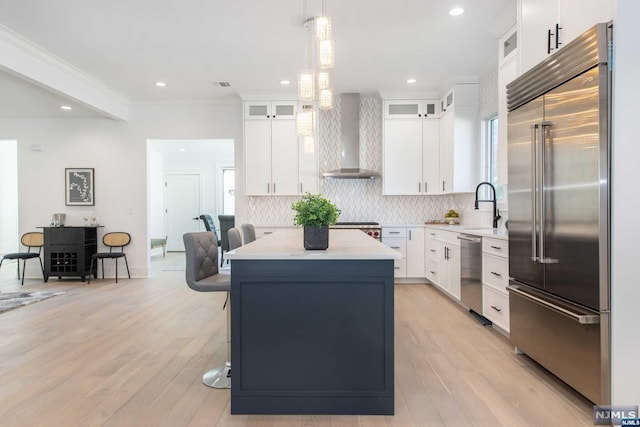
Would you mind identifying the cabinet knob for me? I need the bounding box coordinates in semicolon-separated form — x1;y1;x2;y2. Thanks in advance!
418;114;422;117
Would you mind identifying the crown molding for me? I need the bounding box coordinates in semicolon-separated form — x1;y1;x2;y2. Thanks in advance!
0;24;129;120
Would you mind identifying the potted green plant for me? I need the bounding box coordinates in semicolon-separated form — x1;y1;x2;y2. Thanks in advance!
291;193;341;250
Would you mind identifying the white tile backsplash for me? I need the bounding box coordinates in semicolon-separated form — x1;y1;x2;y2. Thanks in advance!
247;95;500;229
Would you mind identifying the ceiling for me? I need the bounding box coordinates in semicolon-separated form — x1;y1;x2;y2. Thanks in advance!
0;0;515;118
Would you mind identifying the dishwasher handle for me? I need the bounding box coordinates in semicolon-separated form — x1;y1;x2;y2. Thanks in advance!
457;234;482;243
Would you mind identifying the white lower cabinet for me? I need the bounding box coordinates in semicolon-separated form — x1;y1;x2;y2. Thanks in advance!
425;228;461;300
406;227;425;277
482;284;510;332
382;227;425;279
482;237;510;332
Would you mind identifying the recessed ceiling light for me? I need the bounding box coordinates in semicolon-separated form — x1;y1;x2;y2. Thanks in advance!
178;148;185;152
407;78;417;84
449;7;464;16
154;81;166;87
60;105;72;110
280;80;291;85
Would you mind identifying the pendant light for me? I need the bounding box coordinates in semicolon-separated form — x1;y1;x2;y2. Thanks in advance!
297;20;315;102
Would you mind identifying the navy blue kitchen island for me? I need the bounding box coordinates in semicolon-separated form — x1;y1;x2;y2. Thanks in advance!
226;229;400;415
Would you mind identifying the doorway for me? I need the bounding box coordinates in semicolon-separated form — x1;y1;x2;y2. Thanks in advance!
165;173;201;252
147;139;234;255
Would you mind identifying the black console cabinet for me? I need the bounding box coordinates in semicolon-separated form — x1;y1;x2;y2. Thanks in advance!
43;226;99;281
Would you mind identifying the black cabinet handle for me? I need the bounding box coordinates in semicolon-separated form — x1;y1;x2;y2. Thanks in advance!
491;305;502;312
555;23;562;49
547;29;553;54
491;245;502;250
491;271;502;277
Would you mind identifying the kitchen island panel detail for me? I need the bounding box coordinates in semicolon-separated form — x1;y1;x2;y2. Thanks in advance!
231;258;394;415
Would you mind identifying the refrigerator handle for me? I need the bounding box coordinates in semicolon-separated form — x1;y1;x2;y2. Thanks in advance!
507;284;599;324
539;122;558;264
531;124;539;262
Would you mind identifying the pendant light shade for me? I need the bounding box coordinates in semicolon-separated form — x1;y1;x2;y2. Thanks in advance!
319;88;333;110
315;15;332;41
296;108;315;137
298;71;315;101
317;71;330;90
318;39;334;69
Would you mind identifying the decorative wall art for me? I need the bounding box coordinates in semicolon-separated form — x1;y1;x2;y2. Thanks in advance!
65;168;95;206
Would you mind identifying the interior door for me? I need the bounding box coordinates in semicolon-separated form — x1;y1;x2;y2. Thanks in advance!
507;96;544;289
166;174;201;252
542;66;602;310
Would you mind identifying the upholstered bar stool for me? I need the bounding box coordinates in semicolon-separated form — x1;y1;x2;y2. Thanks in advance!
183;231;231;389
241;223;256;244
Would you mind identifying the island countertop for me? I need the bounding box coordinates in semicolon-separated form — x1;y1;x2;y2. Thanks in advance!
226;228;402;260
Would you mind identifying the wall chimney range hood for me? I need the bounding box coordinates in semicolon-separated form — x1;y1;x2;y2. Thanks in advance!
322;93;380;179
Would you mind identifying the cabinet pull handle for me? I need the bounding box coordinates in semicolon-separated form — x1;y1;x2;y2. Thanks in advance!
490;245;502;250
430;249;436;253
491;305;502;312
424;182;427;193
394;266;400;270
409;230;412;240
442;181;445;192
267;183;270;193
300;183;303;193
418;182;421;193
491;271;502;277
391;246;401;250
389;231;400;234
547;28;553;54
430;232;436;236
430;271;436;274
264;232;273;235
555;23;562;49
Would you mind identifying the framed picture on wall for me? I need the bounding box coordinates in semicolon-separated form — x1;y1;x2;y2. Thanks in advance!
65;168;95;206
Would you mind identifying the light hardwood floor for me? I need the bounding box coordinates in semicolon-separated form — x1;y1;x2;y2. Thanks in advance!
0;253;593;426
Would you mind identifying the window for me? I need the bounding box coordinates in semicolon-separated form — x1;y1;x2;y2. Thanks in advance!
481;116;500;198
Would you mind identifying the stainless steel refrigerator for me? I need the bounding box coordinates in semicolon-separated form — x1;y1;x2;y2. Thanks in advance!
507;23;611;405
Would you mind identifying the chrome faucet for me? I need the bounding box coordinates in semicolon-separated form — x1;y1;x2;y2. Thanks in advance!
474;182;501;228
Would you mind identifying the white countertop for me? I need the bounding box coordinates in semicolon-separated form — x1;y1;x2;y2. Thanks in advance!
226;228;402;260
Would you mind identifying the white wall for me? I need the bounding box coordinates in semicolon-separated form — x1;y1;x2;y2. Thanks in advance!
611;0;640;407
0;99;243;277
0;139;18;253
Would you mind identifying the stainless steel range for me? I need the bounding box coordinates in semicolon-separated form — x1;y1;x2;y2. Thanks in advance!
331;222;381;240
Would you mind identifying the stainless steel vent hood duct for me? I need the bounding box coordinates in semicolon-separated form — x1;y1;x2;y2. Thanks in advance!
322;93;380;179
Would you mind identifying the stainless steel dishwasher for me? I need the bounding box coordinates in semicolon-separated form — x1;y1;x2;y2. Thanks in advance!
458;234;489;324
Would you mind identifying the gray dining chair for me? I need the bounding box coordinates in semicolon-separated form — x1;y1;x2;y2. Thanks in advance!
241;223;256;244
183;231;231;389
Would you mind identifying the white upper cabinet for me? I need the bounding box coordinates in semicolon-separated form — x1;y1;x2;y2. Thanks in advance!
244;100;318;196
383;87;476;196
383;119;424;195
518;0;614;73
437;84;478;194
244;101;298;120
384;99;439;119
